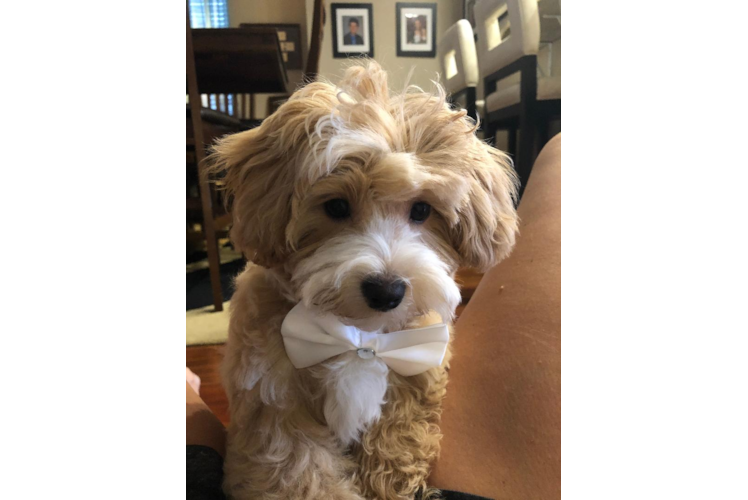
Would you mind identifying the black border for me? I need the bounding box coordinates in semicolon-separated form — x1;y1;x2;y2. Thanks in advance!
396;2;437;58
331;3;374;59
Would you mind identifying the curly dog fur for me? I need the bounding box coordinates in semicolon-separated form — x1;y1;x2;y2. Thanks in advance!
208;61;518;499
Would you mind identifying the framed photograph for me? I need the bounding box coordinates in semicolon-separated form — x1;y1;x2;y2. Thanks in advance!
240;23;303;70
396;2;437;58
331;3;374;59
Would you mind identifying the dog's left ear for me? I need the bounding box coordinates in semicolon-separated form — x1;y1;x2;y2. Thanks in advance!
451;145;519;271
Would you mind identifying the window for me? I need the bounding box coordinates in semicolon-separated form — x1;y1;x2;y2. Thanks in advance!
189;0;229;29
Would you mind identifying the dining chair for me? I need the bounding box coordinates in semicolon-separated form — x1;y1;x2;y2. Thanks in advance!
187;24;290;311
475;0;560;198
438;19;480;122
187;8;224;311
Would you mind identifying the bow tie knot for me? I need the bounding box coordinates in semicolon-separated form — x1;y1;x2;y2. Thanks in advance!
280;303;449;376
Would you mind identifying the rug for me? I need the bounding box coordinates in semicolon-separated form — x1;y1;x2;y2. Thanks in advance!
186;257;245;346
187;301;231;346
187;258;245;310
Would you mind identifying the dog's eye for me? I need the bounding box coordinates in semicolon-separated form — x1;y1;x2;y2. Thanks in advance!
324;198;351;220
410;202;431;223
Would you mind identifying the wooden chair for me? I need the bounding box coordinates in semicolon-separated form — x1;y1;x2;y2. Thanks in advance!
475;0;561;199
186;5;326;310
237;0;327;117
192;26;290;118
187;21;289;311
438;19;480;122
187;9;223;311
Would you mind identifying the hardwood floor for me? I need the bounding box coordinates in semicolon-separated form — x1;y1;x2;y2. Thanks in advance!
187;343;230;425
187;268;484;426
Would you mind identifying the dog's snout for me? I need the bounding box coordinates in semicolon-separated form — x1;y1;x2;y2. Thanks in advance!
360;276;406;312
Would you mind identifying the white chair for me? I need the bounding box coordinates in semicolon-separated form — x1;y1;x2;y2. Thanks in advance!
485;39;561;113
438;20;480;121
474;0;561;197
475;0;540;76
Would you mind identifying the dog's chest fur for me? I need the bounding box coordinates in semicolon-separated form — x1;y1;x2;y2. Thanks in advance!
304;310;447;445
230;267;445;446
317;352;390;445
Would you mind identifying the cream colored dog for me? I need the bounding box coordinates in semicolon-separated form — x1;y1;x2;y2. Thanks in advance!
208;61;518;500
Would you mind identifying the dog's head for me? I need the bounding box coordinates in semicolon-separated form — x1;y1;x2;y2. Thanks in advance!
208;62;518;331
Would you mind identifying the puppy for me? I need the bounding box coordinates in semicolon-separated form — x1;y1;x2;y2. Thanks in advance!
208;61;518;500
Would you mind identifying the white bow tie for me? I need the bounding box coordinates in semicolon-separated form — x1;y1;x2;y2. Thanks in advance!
280;303;449;377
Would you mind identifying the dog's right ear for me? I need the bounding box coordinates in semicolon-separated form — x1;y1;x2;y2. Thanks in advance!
205;126;296;268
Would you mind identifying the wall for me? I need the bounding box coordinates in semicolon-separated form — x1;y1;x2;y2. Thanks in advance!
306;0;462;92
228;0;462;117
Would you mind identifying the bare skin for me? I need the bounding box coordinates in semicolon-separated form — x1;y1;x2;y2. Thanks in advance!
429;134;561;499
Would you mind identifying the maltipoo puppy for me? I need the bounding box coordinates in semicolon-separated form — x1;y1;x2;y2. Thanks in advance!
208;61;518;500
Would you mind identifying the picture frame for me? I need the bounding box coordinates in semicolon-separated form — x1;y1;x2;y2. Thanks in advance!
331;3;374;59
396;2;437;58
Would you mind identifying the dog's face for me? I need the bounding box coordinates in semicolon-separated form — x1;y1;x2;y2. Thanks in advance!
209;63;518;331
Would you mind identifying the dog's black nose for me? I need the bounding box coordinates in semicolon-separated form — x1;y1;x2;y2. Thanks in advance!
360;276;406;312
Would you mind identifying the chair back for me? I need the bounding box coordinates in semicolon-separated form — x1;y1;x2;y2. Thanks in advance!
537;40;560;79
191;27;289;119
474;0;540;77
438;20;479;95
